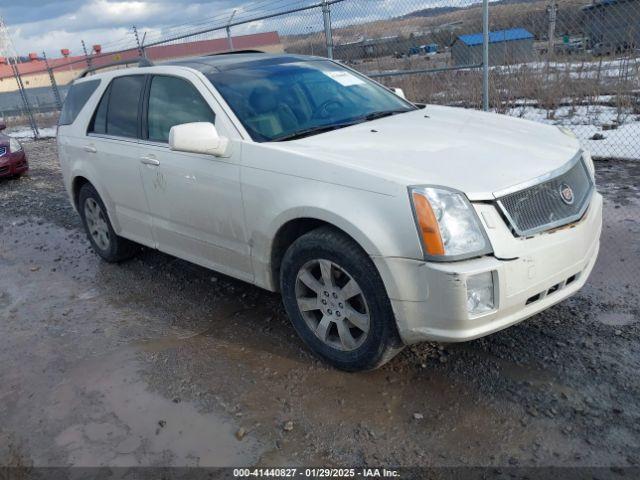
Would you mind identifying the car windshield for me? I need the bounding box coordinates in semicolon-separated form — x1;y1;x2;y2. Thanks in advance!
205;58;415;142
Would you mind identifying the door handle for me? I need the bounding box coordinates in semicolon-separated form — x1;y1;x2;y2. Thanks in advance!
84;145;97;153
140;156;160;166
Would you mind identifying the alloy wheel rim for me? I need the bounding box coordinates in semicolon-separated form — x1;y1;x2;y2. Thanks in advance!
84;198;110;251
295;259;370;351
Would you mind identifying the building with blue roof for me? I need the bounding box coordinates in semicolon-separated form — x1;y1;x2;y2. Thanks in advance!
451;28;535;66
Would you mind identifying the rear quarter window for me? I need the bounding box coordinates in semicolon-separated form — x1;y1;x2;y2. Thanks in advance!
58;80;101;126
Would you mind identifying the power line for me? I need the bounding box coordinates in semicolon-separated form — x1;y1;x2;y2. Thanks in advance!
163;0;304;34
0;16;39;137
143;0;344;48
39;0;331;62
51;0;311;57
136;0;307;46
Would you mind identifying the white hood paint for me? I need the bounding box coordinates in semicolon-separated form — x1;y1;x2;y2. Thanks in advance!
275;105;581;200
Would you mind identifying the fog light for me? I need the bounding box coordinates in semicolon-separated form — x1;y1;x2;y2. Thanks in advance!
466;271;495;316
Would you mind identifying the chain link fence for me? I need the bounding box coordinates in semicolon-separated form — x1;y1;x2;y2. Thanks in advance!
487;0;640;159
1;0;639;159
329;0;489;110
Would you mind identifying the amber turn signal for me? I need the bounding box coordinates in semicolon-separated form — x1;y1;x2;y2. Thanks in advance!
412;192;445;256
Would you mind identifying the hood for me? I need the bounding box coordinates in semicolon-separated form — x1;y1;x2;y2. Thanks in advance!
275;106;580;200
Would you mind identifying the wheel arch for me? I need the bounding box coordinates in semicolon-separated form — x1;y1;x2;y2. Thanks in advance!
70;172;121;233
71;175;91;209
266;210;381;292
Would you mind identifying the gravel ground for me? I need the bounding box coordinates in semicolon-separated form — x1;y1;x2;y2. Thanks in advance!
0;139;639;473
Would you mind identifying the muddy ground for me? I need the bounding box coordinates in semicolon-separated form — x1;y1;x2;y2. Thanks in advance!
0;139;639;472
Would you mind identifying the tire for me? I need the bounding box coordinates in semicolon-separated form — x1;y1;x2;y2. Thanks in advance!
78;183;139;263
280;226;404;371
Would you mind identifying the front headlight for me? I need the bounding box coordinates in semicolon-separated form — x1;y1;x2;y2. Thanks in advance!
9;137;22;153
409;186;492;260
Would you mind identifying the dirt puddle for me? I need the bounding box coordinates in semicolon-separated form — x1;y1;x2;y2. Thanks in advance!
0;219;263;466
52;348;261;467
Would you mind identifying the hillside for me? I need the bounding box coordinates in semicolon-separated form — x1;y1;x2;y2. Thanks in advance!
284;0;591;51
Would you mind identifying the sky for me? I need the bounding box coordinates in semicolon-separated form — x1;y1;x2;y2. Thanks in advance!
1;0;268;57
0;0;470;58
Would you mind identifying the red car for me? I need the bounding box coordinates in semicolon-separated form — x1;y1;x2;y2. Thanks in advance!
0;121;29;178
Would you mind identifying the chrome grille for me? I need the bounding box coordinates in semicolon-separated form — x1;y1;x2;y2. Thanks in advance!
496;156;593;236
0;146;6;157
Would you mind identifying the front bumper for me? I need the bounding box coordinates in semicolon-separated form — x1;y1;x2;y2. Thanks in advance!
374;191;603;344
0;151;29;177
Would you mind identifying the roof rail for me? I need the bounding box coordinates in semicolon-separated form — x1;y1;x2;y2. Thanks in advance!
79;57;154;78
205;49;267;57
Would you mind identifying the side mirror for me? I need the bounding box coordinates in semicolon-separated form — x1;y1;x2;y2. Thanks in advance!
169;122;229;157
0;121;6;131
391;87;406;99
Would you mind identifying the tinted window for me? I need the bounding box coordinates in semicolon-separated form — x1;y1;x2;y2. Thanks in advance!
59;80;100;126
106;75;145;138
147;76;216;143
89;85;110;134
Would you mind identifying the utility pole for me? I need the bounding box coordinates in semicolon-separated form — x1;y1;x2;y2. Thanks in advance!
226;10;237;51
547;0;557;60
42;51;62;110
81;40;92;67
133;25;145;58
0;16;39;138
482;0;489;111
321;0;334;59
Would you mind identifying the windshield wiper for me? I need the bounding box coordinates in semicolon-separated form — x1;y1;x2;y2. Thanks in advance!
272;121;361;142
271;109;412;142
361;109;411;121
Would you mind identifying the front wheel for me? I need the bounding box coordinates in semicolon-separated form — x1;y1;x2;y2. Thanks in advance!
280;226;404;371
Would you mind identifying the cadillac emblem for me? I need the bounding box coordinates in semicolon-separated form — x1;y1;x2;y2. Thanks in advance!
559;182;575;205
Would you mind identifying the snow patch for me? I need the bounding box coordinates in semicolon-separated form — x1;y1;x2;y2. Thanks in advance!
6;127;57;139
507;104;640;160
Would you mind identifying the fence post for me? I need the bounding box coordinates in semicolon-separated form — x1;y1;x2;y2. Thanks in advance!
482;0;489;111
43;51;62;111
322;0;334;59
81;40;92;68
9;59;39;138
0;16;39;137
547;0;557;62
133;25;146;58
226;26;234;50
226;10;237;51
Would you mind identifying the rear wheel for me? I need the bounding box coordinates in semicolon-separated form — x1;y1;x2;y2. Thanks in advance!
280;226;404;371
78;183;139;262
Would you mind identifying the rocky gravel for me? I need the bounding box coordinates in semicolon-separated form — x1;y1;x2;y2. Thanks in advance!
0;139;639;473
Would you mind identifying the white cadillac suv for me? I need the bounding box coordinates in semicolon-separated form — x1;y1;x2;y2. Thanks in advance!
57;52;602;371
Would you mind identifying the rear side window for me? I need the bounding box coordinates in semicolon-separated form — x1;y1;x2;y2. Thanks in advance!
106;76;145;138
89;75;145;138
147;76;216;143
58;80;100;126
90;86;110;134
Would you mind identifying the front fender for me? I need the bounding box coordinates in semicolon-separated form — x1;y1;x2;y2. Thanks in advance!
243;170;423;291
